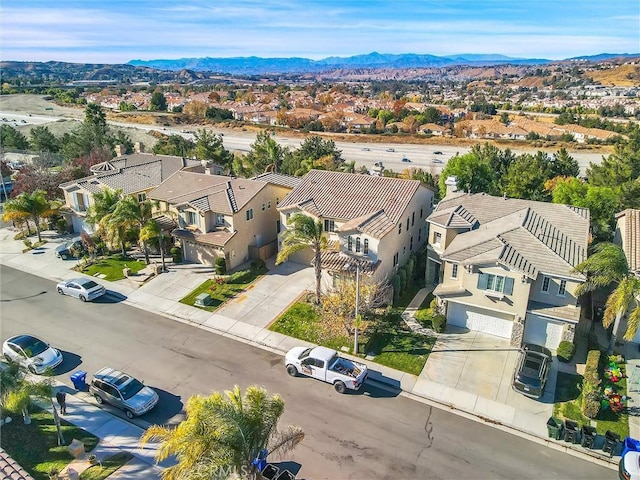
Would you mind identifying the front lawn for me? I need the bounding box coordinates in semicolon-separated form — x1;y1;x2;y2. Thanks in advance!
80;255;146;281
0;409;99;480
79;452;134;480
180;267;266;312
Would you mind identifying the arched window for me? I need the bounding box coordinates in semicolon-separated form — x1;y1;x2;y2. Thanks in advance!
348;236;353;252
364;239;369;255
356;237;361;253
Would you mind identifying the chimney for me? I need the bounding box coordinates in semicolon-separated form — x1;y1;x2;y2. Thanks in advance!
134;142;144;153
201;160;217;175
114;144;125;156
444;176;459;196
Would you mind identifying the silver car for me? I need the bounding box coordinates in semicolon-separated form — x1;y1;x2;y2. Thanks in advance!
56;278;106;302
89;367;159;419
2;334;63;374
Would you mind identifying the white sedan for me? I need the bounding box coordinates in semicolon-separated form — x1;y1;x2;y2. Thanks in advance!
2;334;63;374
56;278;106;302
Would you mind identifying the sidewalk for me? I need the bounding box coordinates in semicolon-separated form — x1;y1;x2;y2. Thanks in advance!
0;229;621;471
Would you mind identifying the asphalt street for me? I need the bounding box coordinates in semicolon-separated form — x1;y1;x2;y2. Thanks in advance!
0;265;613;479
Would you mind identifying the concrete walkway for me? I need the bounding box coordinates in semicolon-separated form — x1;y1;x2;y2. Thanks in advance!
0;229;622;473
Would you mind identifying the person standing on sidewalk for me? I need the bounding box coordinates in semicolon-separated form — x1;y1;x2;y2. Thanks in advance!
56;391;67;414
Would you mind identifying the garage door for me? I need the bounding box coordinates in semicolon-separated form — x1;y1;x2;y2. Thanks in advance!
183;240;217;266
523;314;564;349
447;302;514;339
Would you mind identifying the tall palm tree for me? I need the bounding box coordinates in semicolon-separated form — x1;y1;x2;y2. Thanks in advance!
574;242;640;352
3;190;59;242
112;195;154;264
140;386;304;480
86;188;123;231
276;213;327;304
140;219;166;272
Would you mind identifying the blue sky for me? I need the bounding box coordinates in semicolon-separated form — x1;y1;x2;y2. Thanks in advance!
2;0;638;64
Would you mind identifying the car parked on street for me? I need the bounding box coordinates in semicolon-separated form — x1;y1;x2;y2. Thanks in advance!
620;449;640;480
401;157;411;162
55;237;84;260
434;151;443;155
56;278;106;302
2;334;63;374
386;148;395;152
89;367;159;419
512;343;551;399
432;158;443;164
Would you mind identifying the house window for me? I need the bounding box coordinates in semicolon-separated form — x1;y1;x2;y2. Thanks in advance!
541;276;550;293
137;192;146;202
215;213;224;225
246;208;254;221
487;274;504;292
406;218;410;231
324;219;335;232
262;203;266;211
74;193;87;212
434;231;441;247
267;201;271;208
477;273;514;295
558;280;567;297
393;252;399;267
420;207;423;218
451;263;458;279
356;237;361;253
398;223;402;234
186;211;198;226
348;236;353;252
364;239;369;255
410;236;414;251
418;228;422;242
412;212;415;227
276;197;280;205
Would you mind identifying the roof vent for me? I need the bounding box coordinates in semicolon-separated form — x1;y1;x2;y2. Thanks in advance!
444;176;458;195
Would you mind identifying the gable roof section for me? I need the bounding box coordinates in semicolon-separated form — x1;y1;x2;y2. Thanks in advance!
0;449;34;480
337;209;396;238
148;171;266;215
435;194;589;279
616;208;640;274
252;172;302;189
277;170;423;238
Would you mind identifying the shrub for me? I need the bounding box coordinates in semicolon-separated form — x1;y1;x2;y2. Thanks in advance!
23;238;32;249
251;258;266;271
431;313;447;333
581;349;601;418
391;274;401;302
214;257;226;275
170;246;182;263
56;218;67;234
582;390;601;419
584;349;601;386
398;268;407;294
405;258;414;280
557;341;576;363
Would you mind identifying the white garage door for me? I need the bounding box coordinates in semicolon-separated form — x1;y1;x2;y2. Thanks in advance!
523;314;564;349
447;302;514;339
183;240;217;266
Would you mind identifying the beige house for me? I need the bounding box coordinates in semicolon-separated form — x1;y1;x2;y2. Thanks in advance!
426;180;590;349
613;209;640;343
148;170;300;271
277;170;435;287
59;153;202;234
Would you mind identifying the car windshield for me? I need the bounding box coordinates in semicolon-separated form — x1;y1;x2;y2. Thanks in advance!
298;348;312;360
80;280;99;289
118;378;144;399
16;337;49;357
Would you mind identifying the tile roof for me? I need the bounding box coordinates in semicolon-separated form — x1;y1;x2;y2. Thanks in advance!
277;170;424;239
616;209;640;274
173;228;236;246
0;448;35;480
319;250;380;275
432;193;590;279
252;172;302;189
148;171;266;214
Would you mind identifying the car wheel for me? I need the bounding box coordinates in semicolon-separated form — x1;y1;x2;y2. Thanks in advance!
286;365;298;377
61;254;68;260
125;409;134;419
79;295;87;302
3;354;12;363
334;381;346;394
94;394;104;405
57;287;64;295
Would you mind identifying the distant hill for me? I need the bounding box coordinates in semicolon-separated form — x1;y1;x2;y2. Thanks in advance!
129;51;553;74
567;53;640;62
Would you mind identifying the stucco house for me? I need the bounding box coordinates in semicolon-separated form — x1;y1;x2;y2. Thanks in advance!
276;169;435;287
148;169;300;271
59;153;202;234
426;180;590;349
613;208;640;342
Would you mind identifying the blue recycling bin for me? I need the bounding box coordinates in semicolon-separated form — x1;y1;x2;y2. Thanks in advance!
70;370;87;391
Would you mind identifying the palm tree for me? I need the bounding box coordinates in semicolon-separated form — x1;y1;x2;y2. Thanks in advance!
140;219;166;272
574;242;640;352
112;196;154;264
276;213;327;304
140;386;304;480
86;188;123;231
3;190;59;242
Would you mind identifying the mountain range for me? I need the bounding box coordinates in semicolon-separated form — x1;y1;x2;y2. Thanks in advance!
128;51;637;75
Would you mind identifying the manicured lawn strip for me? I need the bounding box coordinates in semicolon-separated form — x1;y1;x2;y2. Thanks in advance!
553;372;629;439
0;409;98;480
180;269;264;312
366;326;435;375
81;255;146;281
79;452;134;480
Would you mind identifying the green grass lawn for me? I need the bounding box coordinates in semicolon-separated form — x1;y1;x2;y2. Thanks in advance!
79;452;134;480
0;409;99;480
553;372;629;439
81;255;146;281
365;325;436;375
180;268;265;312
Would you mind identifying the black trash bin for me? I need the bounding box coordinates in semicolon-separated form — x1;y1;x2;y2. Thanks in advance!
563;419;580;444
261;464;279;480
70;370;87;391
546;417;564;440
580;425;597;449
602;430;621;457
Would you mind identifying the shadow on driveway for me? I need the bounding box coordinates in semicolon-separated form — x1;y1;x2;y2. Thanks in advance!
95;291;128;303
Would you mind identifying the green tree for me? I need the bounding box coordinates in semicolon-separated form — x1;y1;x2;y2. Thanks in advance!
283;136;345;176
29;125;60;153
471;143;515;179
193;129;233;170
574;243;640;352
276;213;327;304
111;196;154;264
0;124;29;150
243;130;287;176
499;152;552;201
140;386;304;480
550;147;580;178
150;92;168;111
586;133;640;188
86;188;127;253
153;134;195;157
3;190;59;242
438;153;497;198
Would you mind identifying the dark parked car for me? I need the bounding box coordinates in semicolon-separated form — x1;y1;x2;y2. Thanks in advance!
55;237;83;259
512;343;551;399
401;157;411;162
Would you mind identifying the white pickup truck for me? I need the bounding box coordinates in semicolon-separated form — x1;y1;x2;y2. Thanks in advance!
285;346;368;393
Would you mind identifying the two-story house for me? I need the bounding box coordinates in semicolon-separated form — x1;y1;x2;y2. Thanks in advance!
427;181;590;349
148;169;300;271
277;169;435;287
613;208;640;342
59;153;202;234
